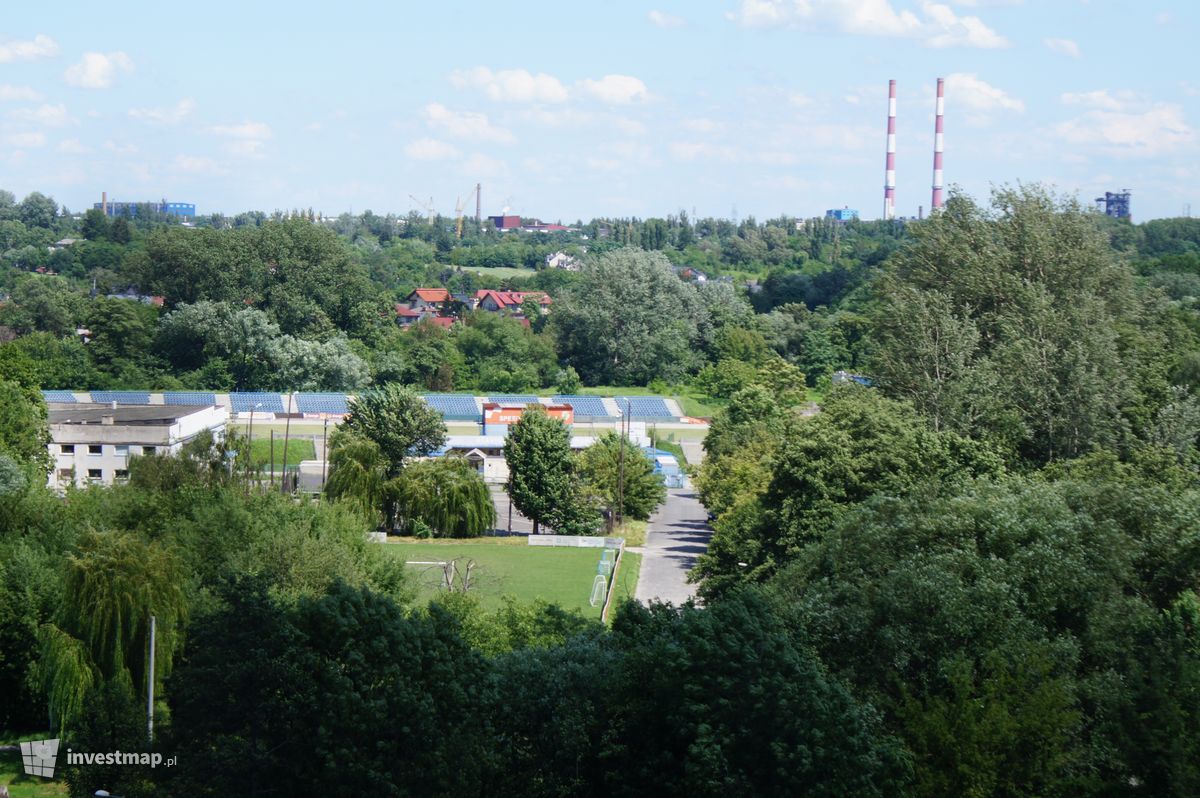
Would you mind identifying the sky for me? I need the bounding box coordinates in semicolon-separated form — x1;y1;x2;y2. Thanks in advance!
0;1;1196;222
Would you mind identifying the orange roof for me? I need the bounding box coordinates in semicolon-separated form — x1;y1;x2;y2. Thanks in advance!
410;288;450;302
474;290;552;308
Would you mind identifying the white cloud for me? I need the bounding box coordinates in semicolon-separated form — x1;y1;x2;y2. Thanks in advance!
103;140;137;156
8;103;74;126
460;152;509;178
1061;89;1138;112
1043;37;1080;57
0;34;58;63
5;132;46;148
648;10;686;27
174;155;229;176
57;138;91;154
208;121;273;156
129;98;196;124
449;67;569;103
0;84;41;102
423;103;515;143
404;137;460;160
728;0;1008;48
682;117;723;133
1054;103;1195;157
944;73;1025;113
64;51;134;88
579;75;649;104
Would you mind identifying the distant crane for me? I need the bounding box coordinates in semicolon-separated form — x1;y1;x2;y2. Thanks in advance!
455;183;481;239
408;194;436;224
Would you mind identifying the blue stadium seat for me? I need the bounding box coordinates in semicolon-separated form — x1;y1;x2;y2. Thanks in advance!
163;391;217;406
422;394;480;420
487;395;539;405
616;397;674;419
296;393;350;414
230;392;285;414
89;391;151;405
42;390;77;403
553;395;615;418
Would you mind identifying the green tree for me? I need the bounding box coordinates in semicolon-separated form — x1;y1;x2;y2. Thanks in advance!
109;215;132;244
18;190;58;228
551;248;710;385
37;530;187;732
81;208;110;241
504;406;574;534
576;431;666;526
0;378;51;476
694;385;1003;596
342;384;446;477
323;431;386;525
390;456;495;537
870;186;1163;462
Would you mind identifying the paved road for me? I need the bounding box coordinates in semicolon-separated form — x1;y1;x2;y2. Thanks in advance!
634;489;712;605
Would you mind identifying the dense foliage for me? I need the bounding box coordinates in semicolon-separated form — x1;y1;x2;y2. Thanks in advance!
6;185;1200;795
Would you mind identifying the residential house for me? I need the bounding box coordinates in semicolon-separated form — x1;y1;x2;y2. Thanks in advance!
545;251;581;271
474;290;552;317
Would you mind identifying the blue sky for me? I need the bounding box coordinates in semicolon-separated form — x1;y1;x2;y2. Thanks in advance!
0;1;1195;221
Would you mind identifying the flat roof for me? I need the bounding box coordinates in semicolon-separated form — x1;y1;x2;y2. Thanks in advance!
47;403;217;426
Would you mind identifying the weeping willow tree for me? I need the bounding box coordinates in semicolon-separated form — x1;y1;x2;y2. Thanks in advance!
36;529;187;733
390;457;496;537
324;430;386;526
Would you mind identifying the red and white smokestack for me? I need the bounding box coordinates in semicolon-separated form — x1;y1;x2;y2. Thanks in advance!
931;77;945;212
884;80;897;220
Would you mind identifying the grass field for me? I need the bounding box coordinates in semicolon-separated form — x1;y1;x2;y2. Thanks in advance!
463;266;537;280
609;551;642;612
1;734;67;797
384;538;628;618
249;438;316;470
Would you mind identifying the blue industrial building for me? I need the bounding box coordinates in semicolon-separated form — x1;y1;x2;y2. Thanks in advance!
825;207;859;221
94;199;196;219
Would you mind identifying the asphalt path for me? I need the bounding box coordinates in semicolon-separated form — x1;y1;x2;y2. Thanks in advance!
634;489;713;605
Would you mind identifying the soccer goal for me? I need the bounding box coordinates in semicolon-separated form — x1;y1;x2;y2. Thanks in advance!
589;574;608;607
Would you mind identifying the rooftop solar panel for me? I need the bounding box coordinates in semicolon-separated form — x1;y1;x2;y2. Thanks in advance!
616;397;674;419
553;395;615;418
89;391;151;405
487;394;539;405
163;391;217;406
296;393;350;414
422;394;480;420
42;390;77;403
230;392;285;413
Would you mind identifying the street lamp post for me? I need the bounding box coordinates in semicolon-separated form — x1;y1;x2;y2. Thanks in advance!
245;402;263;492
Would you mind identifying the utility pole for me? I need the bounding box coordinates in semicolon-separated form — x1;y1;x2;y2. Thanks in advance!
321;418;329;491
147;614;156;741
616;400;629;531
280;393;292;494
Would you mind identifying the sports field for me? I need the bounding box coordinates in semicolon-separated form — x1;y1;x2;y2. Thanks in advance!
383;538;636;618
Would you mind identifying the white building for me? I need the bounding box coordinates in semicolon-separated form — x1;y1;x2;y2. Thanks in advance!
47;403;228;490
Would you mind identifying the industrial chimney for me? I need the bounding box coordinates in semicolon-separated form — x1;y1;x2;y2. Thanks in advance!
883;80;897;220
931;77;945;212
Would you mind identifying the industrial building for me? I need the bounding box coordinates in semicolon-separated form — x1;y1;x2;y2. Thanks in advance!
94;192;196;219
825;207;859;222
1096;190;1131;220
46;402;228;490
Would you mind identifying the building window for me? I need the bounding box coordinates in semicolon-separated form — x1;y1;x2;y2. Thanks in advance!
114;469;129;482
115;445;129;457
61;444;75;454
143;446;156;455
57;468;72;481
86;469;102;481
88;444;103;455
